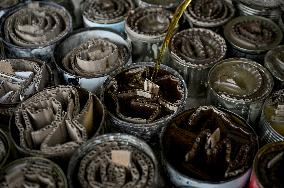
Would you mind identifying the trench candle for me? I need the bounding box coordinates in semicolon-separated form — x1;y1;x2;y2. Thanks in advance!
0;0;19;18
224;15;283;63
0;58;52;116
67;134;158;188
0;157;67;188
0;129;10;169
249;141;284;188
9;85;104;160
168;28;226;97
184;0;235;31
235;0;282;22
81;0;134;33
264;45;284;89
208;58;274;124
54;28;131;92
102;62;187;141
161;106;258;188
0;1;72;62
125;7;172;62
136;0;182;10
259;89;284;145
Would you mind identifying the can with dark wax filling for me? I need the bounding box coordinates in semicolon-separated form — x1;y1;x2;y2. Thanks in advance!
0;1;72;63
53;27;131;93
249;141;284;188
224;16;283;63
102;62;187;142
208;58;274;124
161;106;258;188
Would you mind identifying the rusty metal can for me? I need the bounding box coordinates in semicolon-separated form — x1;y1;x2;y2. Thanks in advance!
67;133;158;188
208;58;274;124
102;62;187;141
161;106;259;188
224;15;283;63
259;89;284;145
249;141;284;188
168;28;227;97
0;1;72;63
264;45;284;89
53;27;131;92
81;0;134;33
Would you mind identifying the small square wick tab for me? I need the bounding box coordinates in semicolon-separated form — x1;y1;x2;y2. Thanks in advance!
111;150;131;167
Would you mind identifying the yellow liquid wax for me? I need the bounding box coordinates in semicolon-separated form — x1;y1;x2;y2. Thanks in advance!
151;0;192;81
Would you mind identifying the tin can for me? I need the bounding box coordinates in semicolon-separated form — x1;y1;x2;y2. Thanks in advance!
0;1;72;63
0;129;10;169
259;89;284;145
53;27;131;93
125;7;172;62
68;133;158;188
249;141;284;188
184;0;235;31
161;106;259;188
135;0;181;10
9;85;105;162
0;157;67;187
168;28;227;97
81;0;134;33
224;16;283;63
102;62;187;141
264;45;284;90
0;58;53;116
235;0;282;22
208;58;274;124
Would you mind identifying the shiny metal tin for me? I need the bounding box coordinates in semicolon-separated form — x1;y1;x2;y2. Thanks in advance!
184;0;235;30
264;45;284;89
235;0;282;22
0;129;10;169
0;157;67;187
249;141;284;188
53;27;131;92
208;58;274;124
81;0;134;33
161;106;258;188
224;16;283;62
0;1;72;63
125;7;172;62
102;62;187;141
168;28;227;97
259;89;284;145
9;85;105;161
68;133;158;188
136;0;181;10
